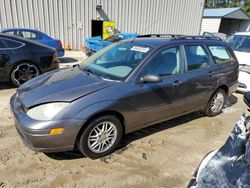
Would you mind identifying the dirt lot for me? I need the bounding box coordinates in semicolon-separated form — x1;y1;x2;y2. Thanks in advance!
0;53;246;187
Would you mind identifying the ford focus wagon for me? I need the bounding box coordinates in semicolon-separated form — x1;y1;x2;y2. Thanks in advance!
10;35;238;159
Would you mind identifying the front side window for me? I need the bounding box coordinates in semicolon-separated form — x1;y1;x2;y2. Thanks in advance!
226;35;250;53
144;47;181;77
79;42;153;81
208;46;234;64
185;45;209;71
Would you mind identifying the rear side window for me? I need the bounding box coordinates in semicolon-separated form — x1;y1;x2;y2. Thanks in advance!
1;38;24;49
208;46;234;64
4;31;16;35
185;45;210;71
20;31;42;40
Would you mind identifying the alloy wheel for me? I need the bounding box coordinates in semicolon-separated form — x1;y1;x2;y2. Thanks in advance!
211;92;224;113
87;121;118;153
11;63;39;86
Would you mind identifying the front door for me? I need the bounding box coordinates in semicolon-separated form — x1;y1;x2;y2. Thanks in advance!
131;46;187;129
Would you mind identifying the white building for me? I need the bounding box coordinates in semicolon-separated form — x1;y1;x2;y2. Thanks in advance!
0;0;205;49
201;7;250;35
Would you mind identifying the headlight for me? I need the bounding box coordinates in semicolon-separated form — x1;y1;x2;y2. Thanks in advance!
27;102;69;121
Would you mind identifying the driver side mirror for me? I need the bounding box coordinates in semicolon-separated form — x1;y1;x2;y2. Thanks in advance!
140;74;162;83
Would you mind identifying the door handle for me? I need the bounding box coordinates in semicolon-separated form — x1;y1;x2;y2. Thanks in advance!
172;80;183;87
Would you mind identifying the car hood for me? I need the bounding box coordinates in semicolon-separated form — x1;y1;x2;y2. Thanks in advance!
234;51;250;65
17;68;111;107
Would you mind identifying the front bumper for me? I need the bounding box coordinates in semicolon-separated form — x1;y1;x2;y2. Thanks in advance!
10;94;85;153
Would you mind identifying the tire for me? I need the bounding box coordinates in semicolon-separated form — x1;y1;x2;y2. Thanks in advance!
10;63;40;87
205;89;226;117
78;115;123;159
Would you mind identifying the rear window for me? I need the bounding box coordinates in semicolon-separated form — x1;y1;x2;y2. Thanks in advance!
208;46;234;64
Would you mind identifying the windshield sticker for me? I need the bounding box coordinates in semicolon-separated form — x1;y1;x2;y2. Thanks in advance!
131;46;149;53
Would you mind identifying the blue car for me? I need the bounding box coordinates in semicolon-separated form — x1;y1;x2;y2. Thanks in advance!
1;28;65;57
84;33;138;56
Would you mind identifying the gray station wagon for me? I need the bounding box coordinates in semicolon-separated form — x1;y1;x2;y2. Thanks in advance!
10;35;239;159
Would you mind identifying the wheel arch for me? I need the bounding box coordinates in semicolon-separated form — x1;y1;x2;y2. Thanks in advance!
74;110;126;149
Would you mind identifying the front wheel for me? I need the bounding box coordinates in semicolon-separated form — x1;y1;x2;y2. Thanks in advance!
78;115;123;159
205;89;226;117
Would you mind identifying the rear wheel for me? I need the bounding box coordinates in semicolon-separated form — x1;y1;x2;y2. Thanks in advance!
205;89;226;117
10;63;39;86
78;115;123;159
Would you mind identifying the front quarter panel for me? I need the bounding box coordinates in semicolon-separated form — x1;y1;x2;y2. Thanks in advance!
73;100;138;133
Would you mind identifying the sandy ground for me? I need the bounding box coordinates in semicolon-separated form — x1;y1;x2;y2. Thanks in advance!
0;52;247;187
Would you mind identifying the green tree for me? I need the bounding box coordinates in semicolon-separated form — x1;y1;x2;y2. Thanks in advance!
205;0;250;14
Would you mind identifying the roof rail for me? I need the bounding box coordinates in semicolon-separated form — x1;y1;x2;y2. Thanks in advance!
138;34;222;41
138;34;184;38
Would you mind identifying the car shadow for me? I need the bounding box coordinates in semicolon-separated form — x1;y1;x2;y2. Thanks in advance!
224;95;238;108
0;83;15;90
44;94;238;161
45;150;84;160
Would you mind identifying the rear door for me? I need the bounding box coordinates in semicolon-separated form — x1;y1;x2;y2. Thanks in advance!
207;45;238;90
180;44;220;112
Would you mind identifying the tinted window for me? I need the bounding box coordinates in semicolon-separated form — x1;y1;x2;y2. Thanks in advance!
185;45;209;71
208;46;233;64
145;47;181;77
2;38;23;48
19;31;42;40
0;39;5;48
4;31;16;35
226;35;250;53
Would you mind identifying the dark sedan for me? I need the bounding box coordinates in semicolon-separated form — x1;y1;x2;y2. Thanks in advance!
1;28;65;57
10;35;238;159
0;33;59;86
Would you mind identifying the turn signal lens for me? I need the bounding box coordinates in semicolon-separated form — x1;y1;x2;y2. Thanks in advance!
49;128;64;135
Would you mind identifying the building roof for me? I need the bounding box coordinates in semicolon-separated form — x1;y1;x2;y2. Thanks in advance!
203;7;250;20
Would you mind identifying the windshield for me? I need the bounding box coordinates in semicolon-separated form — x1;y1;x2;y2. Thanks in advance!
226;35;250;53
79;42;153;81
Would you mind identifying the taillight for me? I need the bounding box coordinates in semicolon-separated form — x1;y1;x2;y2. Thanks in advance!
57;40;62;47
52;52;58;62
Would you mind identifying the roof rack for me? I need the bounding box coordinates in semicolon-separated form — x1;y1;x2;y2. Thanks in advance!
138;34;183;38
138;34;222;41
